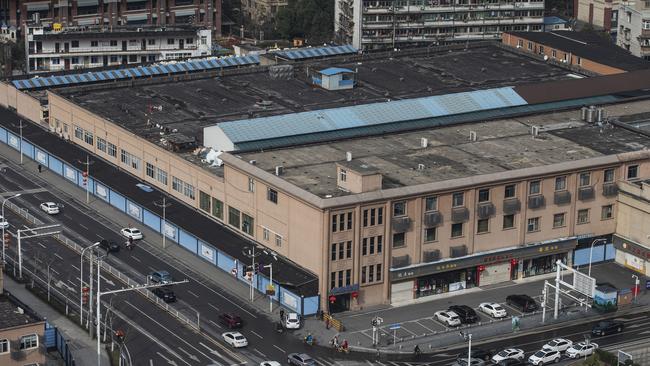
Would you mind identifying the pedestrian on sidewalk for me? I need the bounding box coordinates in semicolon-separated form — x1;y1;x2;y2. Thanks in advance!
326;316;330;329
37;164;42;173
280;309;285;321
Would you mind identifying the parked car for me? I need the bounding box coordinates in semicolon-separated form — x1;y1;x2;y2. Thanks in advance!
0;215;9;229
284;312;301;329
542;338;573;352
479;302;507;318
527;349;561;365
40;202;60;214
450;357;485;366
449;305;479;323
495;359;527;366
491;348;525;363
434;310;461;327
152;287;176;303
259;362;281;366
287;353;316;366
219;313;243;329
222;332;248;348
565;342;598;359
457;348;491;362
506;294;538;312
148;270;173;285
99;239;120;253
120;227;143;240
592;321;624;336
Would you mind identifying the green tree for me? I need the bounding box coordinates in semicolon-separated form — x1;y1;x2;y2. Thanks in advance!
274;0;333;43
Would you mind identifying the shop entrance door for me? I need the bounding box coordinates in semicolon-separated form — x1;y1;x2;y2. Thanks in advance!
329;294;350;313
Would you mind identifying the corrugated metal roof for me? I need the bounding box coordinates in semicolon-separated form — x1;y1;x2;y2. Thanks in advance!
215;87;527;146
272;44;357;60
318;67;354;76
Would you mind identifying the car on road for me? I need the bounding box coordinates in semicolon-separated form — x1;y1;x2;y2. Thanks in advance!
222;332;248;348
565;342;598;358
491;348;525;363
495;359;527;366
120;227;143;240
152;287;176;303
284;312;301;329
527;349;561;365
99;239;120;253
449;305;479;323
148;270;173;285
434;310;461;327
450;357;485;366
0;215;8;229
259;362;281;366
591;320;624;336
506;294;538;312
40;202;60;214
542;338;573;352
219;313;243;329
457;348;492;362
287;353;316;366
479;302;507;318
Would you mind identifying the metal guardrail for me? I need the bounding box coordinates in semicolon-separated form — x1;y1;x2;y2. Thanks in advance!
4;200;200;332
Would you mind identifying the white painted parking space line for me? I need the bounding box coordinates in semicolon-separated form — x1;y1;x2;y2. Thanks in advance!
250;330;263;339
130;256;141;262
37;242;46;249
208;319;222;329
96;234;104;239
67;280;76;286
51;268;59;275
399;326;418;336
208;303;220;311
503;303;524;316
272;344;286;353
186;290;199;298
415;320;435;332
54;253;64;260
71;264;80;272
253;348;266;358
78;223;89;230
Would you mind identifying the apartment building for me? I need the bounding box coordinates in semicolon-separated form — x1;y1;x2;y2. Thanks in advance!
576;0;618;31
335;0;545;50
7;44;650;312
617;0;650;59
614;180;650;276
242;0;288;26
0;0;220;36
24;24;211;73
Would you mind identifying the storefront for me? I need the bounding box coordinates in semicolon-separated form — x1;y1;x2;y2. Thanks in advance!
328;284;359;313
613;235;650;276
390;239;577;303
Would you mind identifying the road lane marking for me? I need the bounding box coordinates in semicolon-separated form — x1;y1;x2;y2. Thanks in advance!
37;242;46;249
272;344;286;353
67;280;76;286
50;268;59;275
209;319;223;329
187;290;199;298
131;256;141;262
250;330;263;339
54;253;64;260
71;264;80;271
96;234;104;239
253;348;266;358
208;303;220;311
78;223;89;231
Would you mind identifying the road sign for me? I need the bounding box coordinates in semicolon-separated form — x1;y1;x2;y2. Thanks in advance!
389;324;401;330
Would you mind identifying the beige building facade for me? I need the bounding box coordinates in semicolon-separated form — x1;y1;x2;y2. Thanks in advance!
614;179;650;276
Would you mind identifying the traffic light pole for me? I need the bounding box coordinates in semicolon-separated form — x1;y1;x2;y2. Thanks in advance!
1;193;21;264
80;242;100;326
17;225;60;279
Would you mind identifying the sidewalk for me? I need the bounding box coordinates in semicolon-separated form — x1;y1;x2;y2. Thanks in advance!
3;275;111;365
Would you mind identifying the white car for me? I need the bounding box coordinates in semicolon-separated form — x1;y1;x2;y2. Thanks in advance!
40;202;60;214
542;338;573;353
527;349;561;365
565;342;598;359
434;310;461;327
491;348;525;363
222;332;248;348
0;215;8;229
479;302;507;318
284;312;301;329
260;362;281;366
120;227;143;240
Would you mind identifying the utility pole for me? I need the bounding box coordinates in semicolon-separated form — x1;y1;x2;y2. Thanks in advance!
554;259;561;320
80;242;100;326
2;193;21;264
243;245;262;302
12;119;24;165
78;155;94;204
154;197;171;249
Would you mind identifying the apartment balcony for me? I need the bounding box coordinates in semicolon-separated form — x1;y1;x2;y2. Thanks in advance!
29;45;198;56
503;198;521;215
528;195;545;209
477;202;495;219
641;28;650;38
392;217;412;233
424;211;443;228
578;186;595;201
553;191;571;205
451;207;470;223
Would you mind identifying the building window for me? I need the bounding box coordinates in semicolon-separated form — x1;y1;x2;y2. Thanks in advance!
368;265;374;283
199;191;210;212
601;205;613;220
425;196;437;211
377;207;383;225
477;219;489;233
452;192;464;207
182;181;194;200
331;272;336;289
20;334;38;350
338;270;343;288
110;55;118;63
74;125;83;139
228;206;241;229
579;172;591;187
71;40;79;48
377;235;383;253
346;241;352;258
362;238;367;255
120;149;140;170
0;339;8;354
345;269;351;286
96;137;106;152
107;142;117;157
91;56;99;64
393;201;406;216
361;267;367;284
555;176;566;191
392;232;405;247
627;165;639;180
167;38;175;45
363;209;369;227
604;168;615;183
90;40;98;47
263;228;270;241
148;39;156;45
347;212;353;230
529;180;541;195
83;131;94;145
451;223;463;238
553;213;565;228
267;188;278;203
552;49;557;58
478;189;490;203
146;162;155;178
332;215;337;233
71;57;80;64
527;41;533;50
576;56;582;65
247;177;254;192
156;167;168;185
275;234;282;247
577;209;590;224
340;169;347;182
503;214;515;229
527;217;540;232
242;214;254;236
211;198;223;219
369;237;375;254
338;241;344;260
424;227;437;242
376;264;382;282
505;184;516;198
172;176;182;193
51;58;60;65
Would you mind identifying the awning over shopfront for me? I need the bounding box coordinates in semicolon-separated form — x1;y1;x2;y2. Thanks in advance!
613;235;650;260
391;238;577;281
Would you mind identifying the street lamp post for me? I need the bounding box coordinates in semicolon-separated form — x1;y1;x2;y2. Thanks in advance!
588;238;607;277
460;332;472;365
632;274;640;304
2;193;21;264
154;197;171;249
78;155;94;204
80;242;100;326
264;263;273;312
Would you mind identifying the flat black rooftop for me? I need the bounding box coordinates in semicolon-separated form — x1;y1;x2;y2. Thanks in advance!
506;31;650;72
0;293;42;329
62;44;576;150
